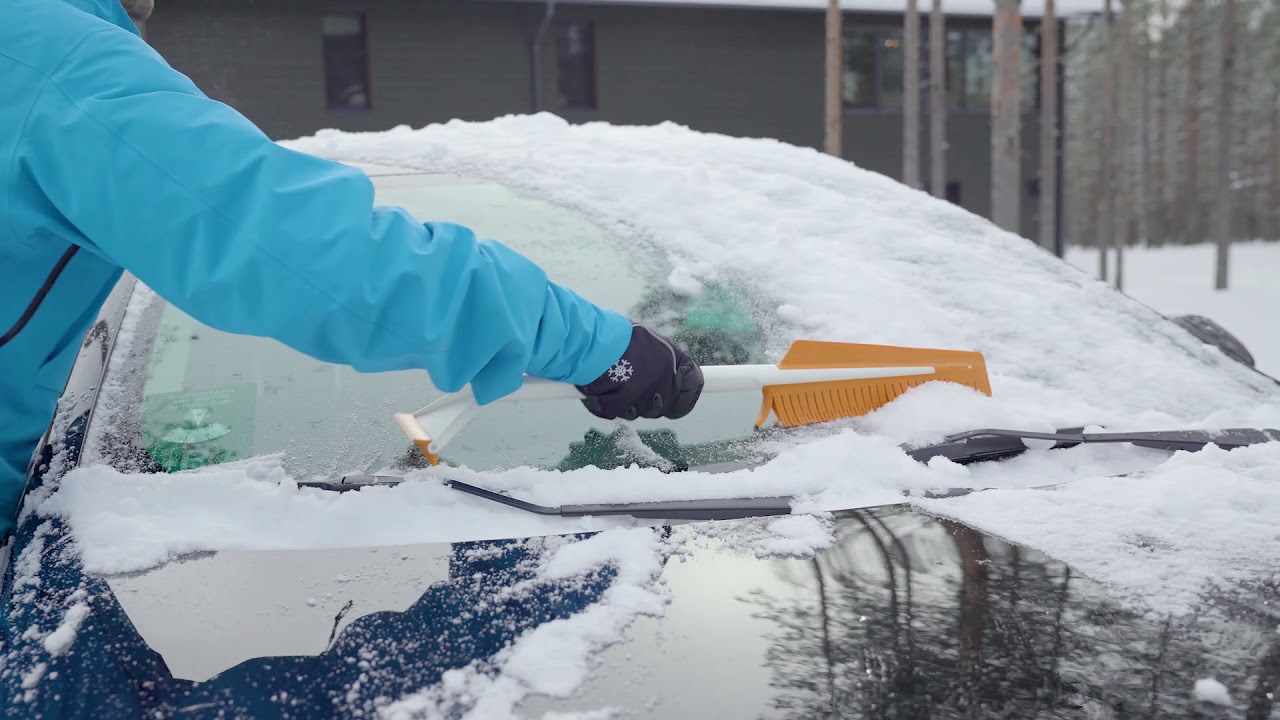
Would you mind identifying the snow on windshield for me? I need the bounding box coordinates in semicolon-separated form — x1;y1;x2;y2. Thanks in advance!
33;117;1280;715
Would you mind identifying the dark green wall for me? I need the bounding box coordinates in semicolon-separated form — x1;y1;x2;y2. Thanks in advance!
146;0;1047;241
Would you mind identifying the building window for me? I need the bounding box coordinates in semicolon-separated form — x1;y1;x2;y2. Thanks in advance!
923;180;963;204
557;20;597;110
844;26;1038;112
323;13;371;110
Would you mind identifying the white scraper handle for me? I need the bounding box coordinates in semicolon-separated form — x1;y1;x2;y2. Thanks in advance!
394;363;934;464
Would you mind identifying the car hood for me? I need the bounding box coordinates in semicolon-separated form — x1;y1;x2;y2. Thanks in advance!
7;506;1276;719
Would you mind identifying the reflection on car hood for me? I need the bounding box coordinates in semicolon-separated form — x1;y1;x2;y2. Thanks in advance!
8;507;1279;719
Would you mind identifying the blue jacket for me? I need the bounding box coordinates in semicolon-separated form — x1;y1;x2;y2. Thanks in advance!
0;0;631;533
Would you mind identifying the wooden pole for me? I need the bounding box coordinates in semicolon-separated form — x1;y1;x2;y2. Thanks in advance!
904;0;922;187
1038;0;1057;249
929;0;946;199
825;0;843;156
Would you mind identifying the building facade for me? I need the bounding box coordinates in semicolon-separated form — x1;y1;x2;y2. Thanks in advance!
144;0;1056;241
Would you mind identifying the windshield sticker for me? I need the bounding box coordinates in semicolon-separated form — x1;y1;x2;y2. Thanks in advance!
141;384;257;472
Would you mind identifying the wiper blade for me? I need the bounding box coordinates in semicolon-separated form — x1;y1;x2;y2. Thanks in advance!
300;475;794;520
442;479;794;521
907;427;1280;464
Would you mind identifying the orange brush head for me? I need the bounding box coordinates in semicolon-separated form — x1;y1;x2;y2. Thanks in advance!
754;341;991;428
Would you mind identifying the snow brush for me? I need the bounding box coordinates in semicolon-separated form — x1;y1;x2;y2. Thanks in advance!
395;340;991;465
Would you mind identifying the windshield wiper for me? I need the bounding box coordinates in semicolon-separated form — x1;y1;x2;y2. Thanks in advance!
905;427;1280;464
442;479;794;521
301;426;1280;521
303;475;794;520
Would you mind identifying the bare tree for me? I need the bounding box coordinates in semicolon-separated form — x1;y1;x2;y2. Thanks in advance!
1039;0;1058;251
1183;1;1202;245
991;0;1022;233
930;0;947;201
904;0;922;188
825;0;843;157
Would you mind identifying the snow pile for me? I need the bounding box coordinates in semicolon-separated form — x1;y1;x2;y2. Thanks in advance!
1193;678;1232;706
1068;241;1280;379
752;515;836;558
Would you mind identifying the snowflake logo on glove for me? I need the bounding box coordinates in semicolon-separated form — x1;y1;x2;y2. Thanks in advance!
606;359;634;383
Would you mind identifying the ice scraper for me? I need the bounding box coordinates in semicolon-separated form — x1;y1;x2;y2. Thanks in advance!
394;340;992;466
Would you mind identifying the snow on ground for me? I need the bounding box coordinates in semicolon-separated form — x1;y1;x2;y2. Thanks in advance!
31;118;1280;715
1067;241;1280;379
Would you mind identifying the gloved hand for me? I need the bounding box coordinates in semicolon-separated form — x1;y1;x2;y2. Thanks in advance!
576;324;704;421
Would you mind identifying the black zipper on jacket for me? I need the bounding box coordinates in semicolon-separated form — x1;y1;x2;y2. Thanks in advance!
0;245;79;349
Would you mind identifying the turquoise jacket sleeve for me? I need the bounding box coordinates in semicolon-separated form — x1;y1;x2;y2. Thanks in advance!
12;26;631;405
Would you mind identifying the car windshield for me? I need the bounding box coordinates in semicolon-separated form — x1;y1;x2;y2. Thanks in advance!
96;172;774;480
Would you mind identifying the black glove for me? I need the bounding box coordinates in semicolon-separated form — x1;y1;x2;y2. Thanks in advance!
576;324;704;421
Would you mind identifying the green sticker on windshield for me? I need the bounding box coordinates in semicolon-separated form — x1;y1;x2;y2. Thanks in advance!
142;384;257;472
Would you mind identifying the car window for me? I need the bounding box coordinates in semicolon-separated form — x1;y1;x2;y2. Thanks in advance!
108;174;773;480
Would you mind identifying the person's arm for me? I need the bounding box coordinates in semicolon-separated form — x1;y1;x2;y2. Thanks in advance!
11;27;630;404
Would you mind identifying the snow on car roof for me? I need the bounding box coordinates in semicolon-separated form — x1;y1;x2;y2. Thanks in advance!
33;116;1280;714
492;0;1108;19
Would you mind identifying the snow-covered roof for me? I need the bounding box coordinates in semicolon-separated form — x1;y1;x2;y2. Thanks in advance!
497;0;1107;19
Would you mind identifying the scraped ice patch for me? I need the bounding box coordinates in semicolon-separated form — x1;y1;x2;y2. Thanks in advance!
917;442;1280;616
1193;678;1231;706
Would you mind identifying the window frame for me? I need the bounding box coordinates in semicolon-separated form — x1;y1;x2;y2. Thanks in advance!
842;21;1040;116
556;18;599;112
322;11;374;113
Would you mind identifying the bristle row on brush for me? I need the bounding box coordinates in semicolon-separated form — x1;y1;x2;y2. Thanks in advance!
755;362;992;428
759;378;924;427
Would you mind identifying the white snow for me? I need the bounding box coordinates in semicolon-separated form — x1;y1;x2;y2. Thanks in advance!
41;601;90;657
754;514;835;557
1193;677;1232;706
1068;241;1280;379
916;441;1280;615
32;118;1280;716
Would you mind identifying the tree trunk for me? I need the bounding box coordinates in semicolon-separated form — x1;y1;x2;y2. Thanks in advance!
991;0;1022;233
1271;92;1280;241
1115;0;1132;290
1136;0;1150;247
1154;0;1170;246
1184;2;1201;245
1099;0;1114;283
930;0;946;200
904;0;922;187
825;0;843;156
1213;0;1235;289
1038;0;1058;250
